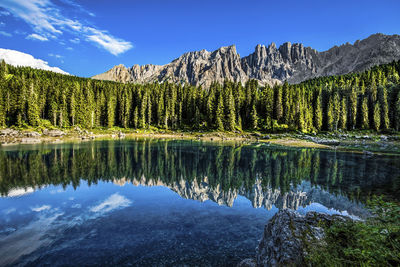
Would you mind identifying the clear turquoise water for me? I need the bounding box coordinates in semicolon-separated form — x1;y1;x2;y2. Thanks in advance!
0;139;399;266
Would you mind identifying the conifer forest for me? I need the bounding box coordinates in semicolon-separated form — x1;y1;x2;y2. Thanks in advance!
1;59;400;133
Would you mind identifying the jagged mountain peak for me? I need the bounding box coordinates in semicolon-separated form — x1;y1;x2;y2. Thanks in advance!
93;33;400;87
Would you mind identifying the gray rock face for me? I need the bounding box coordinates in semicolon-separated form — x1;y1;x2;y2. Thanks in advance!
93;33;400;87
239;210;350;267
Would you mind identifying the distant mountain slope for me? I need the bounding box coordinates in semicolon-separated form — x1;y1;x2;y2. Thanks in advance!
93;33;400;87
0;48;69;75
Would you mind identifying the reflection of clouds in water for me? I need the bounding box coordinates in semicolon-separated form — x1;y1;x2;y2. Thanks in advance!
4;187;34;197
0;193;132;265
0;212;63;266
31;205;51;212
50;188;65;194
297;203;362;221
90;193;131;214
2;207;16;215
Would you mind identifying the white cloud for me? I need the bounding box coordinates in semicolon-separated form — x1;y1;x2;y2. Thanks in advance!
0;31;11;37
0;0;133;56
13;29;26;35
0;22;5;27
31;205;51;212
66;47;73;50
3;207;16;215
5;187;35;197
48;53;62;59
85;27;133;56
90;193;131;214
69;37;79;44
0;48;69;74
0;10;10;16
26;33;48;41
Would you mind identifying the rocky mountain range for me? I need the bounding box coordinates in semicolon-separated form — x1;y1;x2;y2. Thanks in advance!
93;33;400;87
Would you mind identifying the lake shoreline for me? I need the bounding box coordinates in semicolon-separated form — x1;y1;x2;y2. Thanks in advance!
1;128;400;154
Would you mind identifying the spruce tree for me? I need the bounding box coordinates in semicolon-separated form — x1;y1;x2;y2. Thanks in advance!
250;104;258;130
373;102;381;131
133;106;139;129
226;89;236;131
216;93;224;131
338;97;347;130
349;84;358;129
361;96;369;129
395;91;400;131
378;86;390;130
27;83;40;126
282;82;290;124
274;85;283;121
139;91;147;128
314;87;323;131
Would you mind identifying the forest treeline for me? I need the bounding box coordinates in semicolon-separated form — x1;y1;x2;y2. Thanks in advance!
1;140;398;201
0;60;400;132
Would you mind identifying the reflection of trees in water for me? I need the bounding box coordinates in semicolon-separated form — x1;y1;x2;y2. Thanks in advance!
0;140;399;202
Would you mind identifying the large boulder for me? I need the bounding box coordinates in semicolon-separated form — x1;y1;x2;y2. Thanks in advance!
239;210;350;267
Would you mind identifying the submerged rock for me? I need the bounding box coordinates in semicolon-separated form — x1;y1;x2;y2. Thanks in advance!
239;210;350;267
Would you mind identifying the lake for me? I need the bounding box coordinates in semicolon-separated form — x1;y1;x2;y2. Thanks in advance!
0;139;399;266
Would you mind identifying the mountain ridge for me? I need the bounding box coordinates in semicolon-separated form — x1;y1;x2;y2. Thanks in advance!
93;33;400;87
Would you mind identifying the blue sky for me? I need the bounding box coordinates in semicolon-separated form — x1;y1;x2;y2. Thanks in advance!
0;0;399;77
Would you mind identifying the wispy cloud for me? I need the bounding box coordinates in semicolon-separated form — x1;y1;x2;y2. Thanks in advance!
26;33;48;41
85;27;133;56
31;205;51;212
69;37;79;44
0;30;11;37
58;0;95;17
0;0;132;56
90;193;131;214
48;53;62;58
0;22;5;27
0;10;10;16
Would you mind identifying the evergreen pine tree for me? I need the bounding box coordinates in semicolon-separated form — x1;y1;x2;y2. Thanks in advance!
250;104;258;130
395;91;400;131
349;83;358;129
373;102;381;131
226;89;236;131
133;106;139;129
361;96;369;129
216;93;224;131
338;97;347;130
314;87;323;131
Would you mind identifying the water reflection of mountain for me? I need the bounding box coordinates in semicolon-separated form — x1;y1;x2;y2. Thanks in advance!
0;139;399;209
113;176;367;217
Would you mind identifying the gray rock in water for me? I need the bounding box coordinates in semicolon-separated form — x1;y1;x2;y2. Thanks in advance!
239;210;350;267
93;33;400;88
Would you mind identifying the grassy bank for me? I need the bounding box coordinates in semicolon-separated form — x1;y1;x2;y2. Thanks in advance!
306;197;400;266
